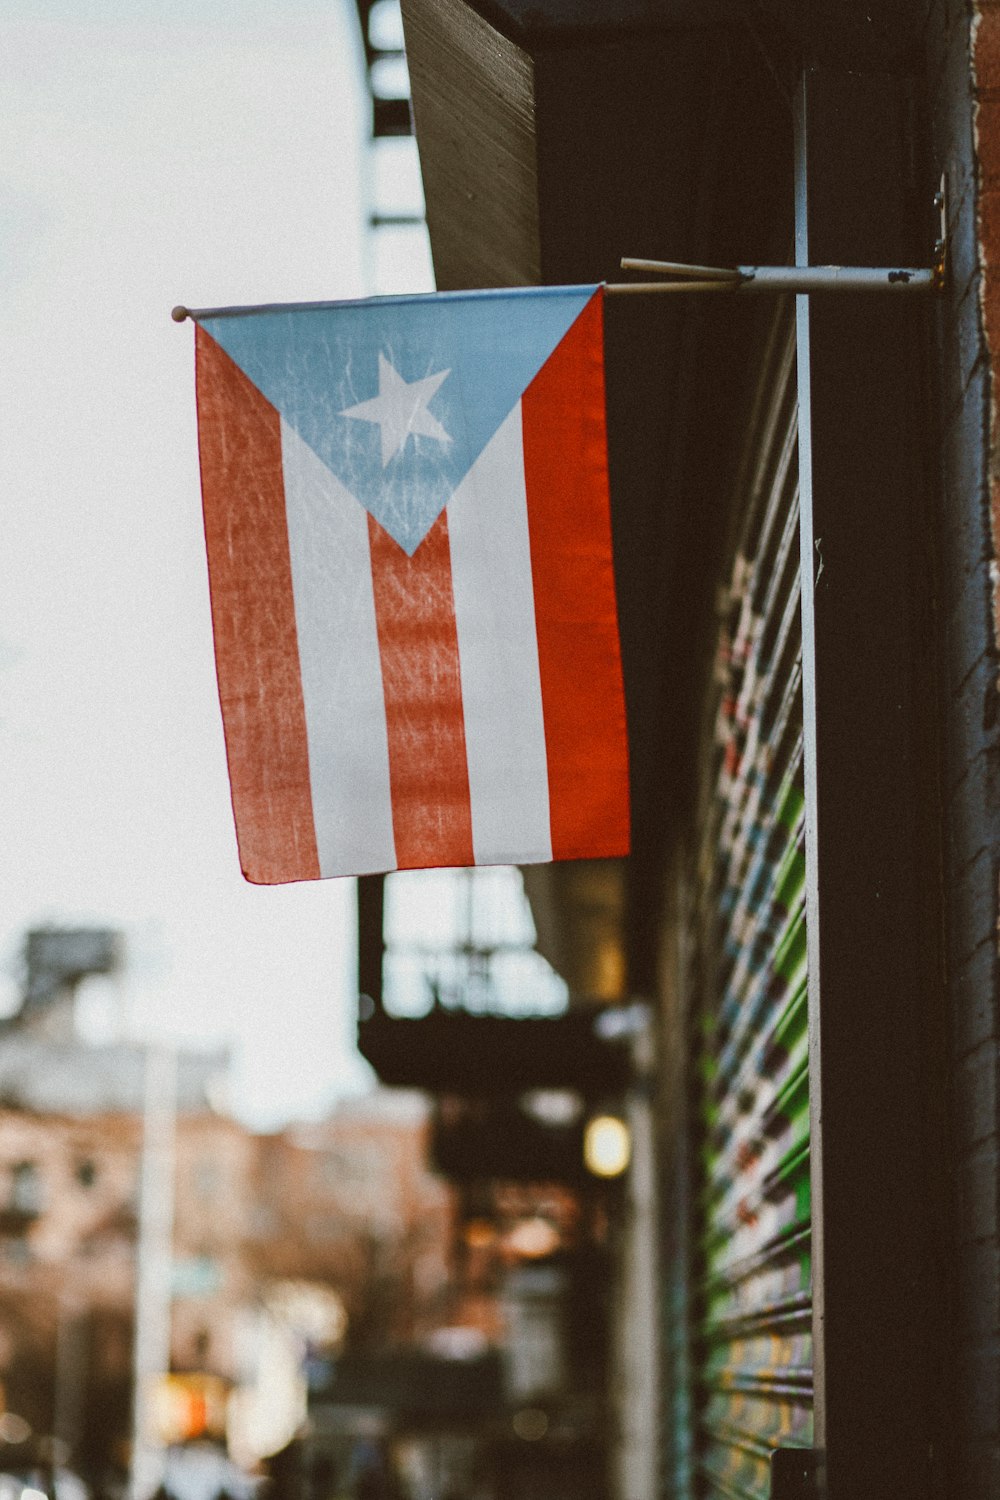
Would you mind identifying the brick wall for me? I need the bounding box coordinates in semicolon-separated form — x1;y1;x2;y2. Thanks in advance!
925;0;1000;1492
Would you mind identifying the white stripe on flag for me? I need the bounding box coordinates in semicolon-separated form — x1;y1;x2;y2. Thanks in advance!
280;419;397;877
447;403;553;865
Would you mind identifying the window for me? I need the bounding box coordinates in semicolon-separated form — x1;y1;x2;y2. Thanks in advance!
383;867;567;1018
10;1161;42;1216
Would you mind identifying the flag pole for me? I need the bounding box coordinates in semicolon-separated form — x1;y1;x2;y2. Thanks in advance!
174;193;944;322
606;280;743;295
619;258;744;282
172;260;940;327
607;257;941;294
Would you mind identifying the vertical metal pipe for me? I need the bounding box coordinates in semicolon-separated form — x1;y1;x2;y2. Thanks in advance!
793;79;827;1466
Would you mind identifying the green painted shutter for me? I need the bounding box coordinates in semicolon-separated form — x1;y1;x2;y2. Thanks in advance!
686;310;812;1499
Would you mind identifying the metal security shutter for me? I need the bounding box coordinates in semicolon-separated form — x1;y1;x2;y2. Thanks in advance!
686;308;812;1499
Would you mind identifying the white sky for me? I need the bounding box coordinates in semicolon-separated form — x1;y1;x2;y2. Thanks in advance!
1;0;378;1126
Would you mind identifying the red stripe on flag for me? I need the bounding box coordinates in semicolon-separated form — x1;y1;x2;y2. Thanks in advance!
521;288;631;859
368;512;475;870
195;327;321;884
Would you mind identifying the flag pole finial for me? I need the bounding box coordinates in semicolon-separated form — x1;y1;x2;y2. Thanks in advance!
171;306;190;323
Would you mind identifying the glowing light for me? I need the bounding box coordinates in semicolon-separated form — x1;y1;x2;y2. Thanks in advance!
505;1217;561;1259
584;1115;631;1177
463;1218;496;1250
0;1413;31;1444
519;1089;582;1126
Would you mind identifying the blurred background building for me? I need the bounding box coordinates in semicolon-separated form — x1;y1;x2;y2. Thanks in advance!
0;926;459;1496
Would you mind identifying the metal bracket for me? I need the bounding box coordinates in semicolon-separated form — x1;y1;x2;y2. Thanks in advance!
608;180;948;297
770;1448;825;1499
933;171;949;292
610;261;938;294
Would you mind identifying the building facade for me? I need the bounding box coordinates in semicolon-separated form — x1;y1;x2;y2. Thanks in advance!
0;940;458;1485
374;2;1000;1497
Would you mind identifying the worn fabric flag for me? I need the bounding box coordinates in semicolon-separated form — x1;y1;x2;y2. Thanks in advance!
192;285;629;883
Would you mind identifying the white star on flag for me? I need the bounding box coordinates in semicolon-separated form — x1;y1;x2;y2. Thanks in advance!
340;353;452;467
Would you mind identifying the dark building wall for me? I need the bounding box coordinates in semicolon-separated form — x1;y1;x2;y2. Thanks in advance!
926;0;1000;1492
650;10;1000;1494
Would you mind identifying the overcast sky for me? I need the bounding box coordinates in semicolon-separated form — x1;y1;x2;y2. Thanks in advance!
1;0;378;1126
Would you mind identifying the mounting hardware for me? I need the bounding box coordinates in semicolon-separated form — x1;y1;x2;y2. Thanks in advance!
609;183;949;298
933;171;949;291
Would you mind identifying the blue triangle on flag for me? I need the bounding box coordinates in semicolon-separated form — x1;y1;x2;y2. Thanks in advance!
200;286;598;555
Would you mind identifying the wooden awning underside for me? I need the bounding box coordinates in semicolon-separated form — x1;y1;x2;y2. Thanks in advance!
401;0;797;995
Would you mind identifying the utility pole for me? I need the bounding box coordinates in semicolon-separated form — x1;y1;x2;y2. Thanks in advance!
129;1046;177;1500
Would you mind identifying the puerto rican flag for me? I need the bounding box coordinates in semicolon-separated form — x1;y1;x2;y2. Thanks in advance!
193;285;629;883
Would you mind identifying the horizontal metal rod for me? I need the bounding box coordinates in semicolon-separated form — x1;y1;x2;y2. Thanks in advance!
170;285;607;324
605;280;739;295
173;261;939;328
611;262;938;294
740;264;936;292
620;256;742;281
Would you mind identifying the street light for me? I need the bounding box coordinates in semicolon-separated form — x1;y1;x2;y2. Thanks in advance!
583;1115;631;1178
